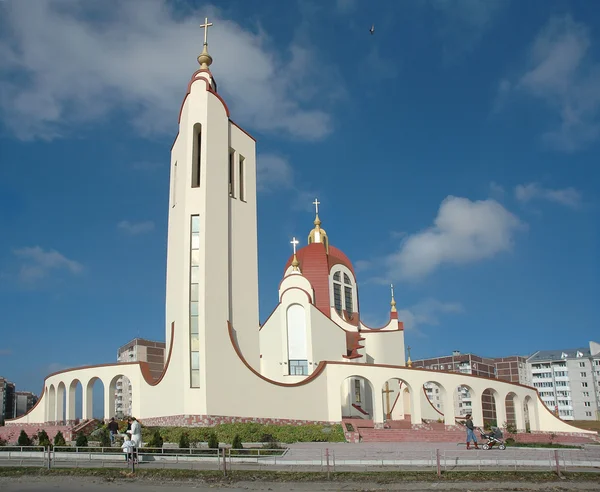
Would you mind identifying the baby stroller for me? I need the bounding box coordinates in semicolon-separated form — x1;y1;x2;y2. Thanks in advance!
479;427;507;450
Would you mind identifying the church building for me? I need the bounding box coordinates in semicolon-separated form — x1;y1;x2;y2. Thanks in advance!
4;20;594;442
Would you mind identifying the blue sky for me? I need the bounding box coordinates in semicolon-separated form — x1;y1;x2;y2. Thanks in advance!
0;0;599;402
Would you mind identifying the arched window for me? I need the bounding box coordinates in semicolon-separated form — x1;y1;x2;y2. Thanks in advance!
332;269;354;316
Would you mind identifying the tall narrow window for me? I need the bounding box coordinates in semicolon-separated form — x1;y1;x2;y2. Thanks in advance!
190;215;201;387
228;149;235;198
191;124;202;188
171;162;178;208
344;286;353;315
354;380;361;403
239;155;245;201
333;283;342;313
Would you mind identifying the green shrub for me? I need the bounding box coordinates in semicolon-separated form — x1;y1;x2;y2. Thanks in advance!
97;427;111;448
231;434;243;449
179;432;190;449
207;432;219;449
17;430;32;447
75;432;88;447
505;437;515;445
148;430;163;449
504;421;517;434
53;431;66;447
0;437;6;447
37;429;51;448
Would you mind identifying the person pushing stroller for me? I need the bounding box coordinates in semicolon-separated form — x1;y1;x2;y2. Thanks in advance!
464;414;479;449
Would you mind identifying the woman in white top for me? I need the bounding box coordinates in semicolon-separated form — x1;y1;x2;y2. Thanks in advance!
130;417;142;448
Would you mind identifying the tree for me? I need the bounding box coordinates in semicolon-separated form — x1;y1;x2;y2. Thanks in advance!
97;427;111;448
17;430;31;447
37;429;51;448
54;431;66;447
207;432;219;449
148;430;163;449
231;434;243;450
179;432;190;449
75;432;88;447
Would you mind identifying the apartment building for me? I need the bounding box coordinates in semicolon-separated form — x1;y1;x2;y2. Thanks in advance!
414;351;530;423
13;391;38;418
115;338;166;418
527;341;600;421
0;377;15;425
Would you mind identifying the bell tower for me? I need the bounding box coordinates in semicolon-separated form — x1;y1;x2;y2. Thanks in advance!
164;19;260;415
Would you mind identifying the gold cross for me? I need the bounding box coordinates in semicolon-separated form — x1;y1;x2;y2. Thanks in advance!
200;17;213;46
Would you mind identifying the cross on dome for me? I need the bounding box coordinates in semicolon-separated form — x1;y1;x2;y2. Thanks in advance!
290;237;299;255
313;198;320;215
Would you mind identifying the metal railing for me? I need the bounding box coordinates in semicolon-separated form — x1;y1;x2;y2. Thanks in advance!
1;445;599;475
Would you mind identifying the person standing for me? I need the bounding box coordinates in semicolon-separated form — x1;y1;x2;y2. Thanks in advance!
130;417;142;461
107;417;119;446
464;414;479;450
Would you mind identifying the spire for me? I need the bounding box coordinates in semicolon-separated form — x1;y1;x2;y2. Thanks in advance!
290;237;300;273
307;198;329;253
390;284;397;312
406;345;412;368
197;17;214;69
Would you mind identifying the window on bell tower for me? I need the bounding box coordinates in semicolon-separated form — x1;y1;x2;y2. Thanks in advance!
191;123;202;188
228;149;235;198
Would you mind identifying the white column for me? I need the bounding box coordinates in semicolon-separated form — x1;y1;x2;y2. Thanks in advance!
66;384;76;422
410;386;423;425
56;385;65;424
494;393;506;429
514;396;526;432
104;382;113;422
373;383;384;428
82;381;93;420
443;387;456;425
470;391;484;427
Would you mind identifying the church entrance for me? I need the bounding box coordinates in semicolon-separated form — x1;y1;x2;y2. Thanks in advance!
381;378;412;426
340;376;374;419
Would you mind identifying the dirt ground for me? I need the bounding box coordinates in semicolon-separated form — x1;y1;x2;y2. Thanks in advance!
2;476;600;492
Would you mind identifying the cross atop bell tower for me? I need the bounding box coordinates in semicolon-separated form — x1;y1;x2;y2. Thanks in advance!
198;17;214;69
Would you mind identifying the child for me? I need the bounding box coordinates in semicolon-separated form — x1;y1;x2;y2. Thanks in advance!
121;431;136;463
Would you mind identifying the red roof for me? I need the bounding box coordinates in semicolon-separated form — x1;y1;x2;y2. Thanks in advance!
284;242;356;317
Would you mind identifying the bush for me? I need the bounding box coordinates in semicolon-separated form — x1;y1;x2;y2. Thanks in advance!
231;434;243;449
18;430;32;447
54;431;66;447
504;421;518;434
0;437;6;447
148;430;164;449
505;437;515;445
75;432;88;447
207;432;219;449
97;427;111;448
179;432;190;449
37;429;51;448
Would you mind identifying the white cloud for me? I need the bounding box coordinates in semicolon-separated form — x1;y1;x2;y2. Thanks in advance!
386;196;525;280
397;298;465;332
0;0;336;141
502;15;600;151
117;220;155;235
514;182;582;209
256;154;294;193
13;246;83;283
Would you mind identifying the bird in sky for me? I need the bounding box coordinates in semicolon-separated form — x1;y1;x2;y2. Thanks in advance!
369;24;375;35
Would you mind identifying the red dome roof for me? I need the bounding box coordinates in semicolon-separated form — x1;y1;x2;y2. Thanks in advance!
284;242;356;318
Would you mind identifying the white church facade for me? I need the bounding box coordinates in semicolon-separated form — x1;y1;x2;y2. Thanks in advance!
5;23;595;440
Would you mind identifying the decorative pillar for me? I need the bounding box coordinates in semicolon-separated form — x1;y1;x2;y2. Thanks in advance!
442;387;456;426
56;385;65;425
513;395;525;432
410;386;423;425
470;390;484;427
82;381;93;420
66;384;76;423
104;381;114;422
494;392;506;429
